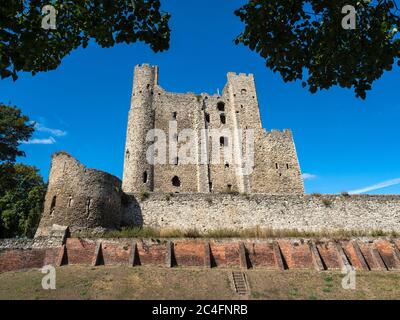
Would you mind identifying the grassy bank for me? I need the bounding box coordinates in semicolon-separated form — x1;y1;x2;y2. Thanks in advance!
1;265;400;300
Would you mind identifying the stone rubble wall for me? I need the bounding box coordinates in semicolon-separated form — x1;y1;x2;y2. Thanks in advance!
127;193;400;232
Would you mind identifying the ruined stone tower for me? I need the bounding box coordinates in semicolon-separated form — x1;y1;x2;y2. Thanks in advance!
122;64;304;195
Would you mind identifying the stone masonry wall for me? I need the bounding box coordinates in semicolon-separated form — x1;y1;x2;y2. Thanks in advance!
127;193;400;232
35;152;123;237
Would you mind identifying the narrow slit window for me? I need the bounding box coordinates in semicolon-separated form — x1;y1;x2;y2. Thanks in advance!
205;113;210;123
68;197;73;208
143;171;148;183
275;163;278;169
286;164;289;169
86;198;92;215
172;112;177;120
220;114;226;124
50;196;56;215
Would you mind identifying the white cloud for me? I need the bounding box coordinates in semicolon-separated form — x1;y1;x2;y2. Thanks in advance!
22;137;56;145
34;123;67;137
349;178;400;195
302;173;317;180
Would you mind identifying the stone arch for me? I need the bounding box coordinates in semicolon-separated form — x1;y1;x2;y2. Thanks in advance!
172;176;181;187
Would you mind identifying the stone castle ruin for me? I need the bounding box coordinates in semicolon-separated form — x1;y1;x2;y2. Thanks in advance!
2;64;400;274
34;64;400;237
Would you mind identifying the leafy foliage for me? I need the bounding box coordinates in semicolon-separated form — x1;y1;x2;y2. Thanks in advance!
0;105;45;238
0;0;171;80
0;163;46;238
235;0;400;99
0;104;34;163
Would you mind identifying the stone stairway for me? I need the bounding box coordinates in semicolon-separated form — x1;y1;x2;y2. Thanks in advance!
232;271;249;296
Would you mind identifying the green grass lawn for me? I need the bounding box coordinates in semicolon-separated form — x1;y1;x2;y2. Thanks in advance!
0;266;399;300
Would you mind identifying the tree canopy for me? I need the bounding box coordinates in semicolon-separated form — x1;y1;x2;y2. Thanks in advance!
0;0;171;80
0;104;34;163
235;0;400;99
0;163;46;238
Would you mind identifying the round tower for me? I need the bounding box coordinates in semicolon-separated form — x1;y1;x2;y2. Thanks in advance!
122;64;158;193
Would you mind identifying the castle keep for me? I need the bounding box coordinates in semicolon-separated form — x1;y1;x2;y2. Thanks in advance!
34;64;400;237
122;64;304;195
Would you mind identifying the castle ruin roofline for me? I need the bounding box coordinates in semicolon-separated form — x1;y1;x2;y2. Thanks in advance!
51;151;121;184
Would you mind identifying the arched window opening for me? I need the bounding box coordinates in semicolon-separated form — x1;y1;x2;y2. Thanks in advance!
220;137;228;147
50;196;56;215
217;102;225;112
241;89;247;95
227;184;232;191
68;197;73;208
220;114;226;124
172;176;181;187
143;171;148;183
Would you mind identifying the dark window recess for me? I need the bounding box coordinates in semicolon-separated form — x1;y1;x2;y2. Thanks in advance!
209;182;213;191
172;112;177;120
225;163;230;168
172;176;181;187
241;89;247;95
174;157;179;165
286;164;289;169
220;137;228;147
275;163;279;169
217;102;225;112
205;113;210;123
86;198;91;215
146;84;150;89
143;171;148;183
68;197;73;208
227;184;232;191
50;196;56;214
125;150;130;159
220;114;226;124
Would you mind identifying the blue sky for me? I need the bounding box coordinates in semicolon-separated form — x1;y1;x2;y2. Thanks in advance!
1;0;399;194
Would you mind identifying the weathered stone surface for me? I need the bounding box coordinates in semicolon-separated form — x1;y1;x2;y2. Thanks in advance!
127;193;400;232
35;152;122;237
122;64;304;195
